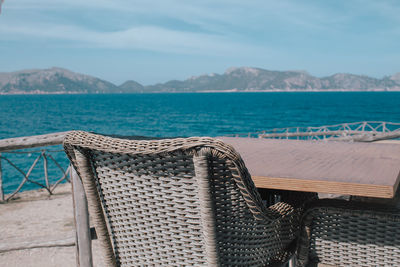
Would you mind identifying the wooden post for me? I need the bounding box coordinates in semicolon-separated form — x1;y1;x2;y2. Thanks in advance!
43;152;50;193
0;153;3;202
71;167;93;267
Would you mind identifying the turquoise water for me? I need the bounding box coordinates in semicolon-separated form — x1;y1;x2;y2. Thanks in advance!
1;92;400;193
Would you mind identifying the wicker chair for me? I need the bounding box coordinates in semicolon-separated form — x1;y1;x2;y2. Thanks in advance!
64;131;307;267
296;199;400;267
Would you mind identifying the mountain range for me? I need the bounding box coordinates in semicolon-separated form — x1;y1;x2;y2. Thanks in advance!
1;66;399;94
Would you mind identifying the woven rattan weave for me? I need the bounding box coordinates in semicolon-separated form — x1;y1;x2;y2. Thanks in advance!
296;199;400;267
64;131;304;267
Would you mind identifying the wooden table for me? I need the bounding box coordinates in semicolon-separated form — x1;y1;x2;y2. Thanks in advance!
218;137;400;198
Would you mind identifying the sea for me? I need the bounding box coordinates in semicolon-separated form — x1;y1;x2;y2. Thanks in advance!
1;92;399;194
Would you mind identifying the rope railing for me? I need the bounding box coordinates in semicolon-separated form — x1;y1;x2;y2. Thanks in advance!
0;132;70;202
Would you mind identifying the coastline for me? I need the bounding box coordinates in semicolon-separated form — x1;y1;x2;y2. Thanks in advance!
1;88;400;95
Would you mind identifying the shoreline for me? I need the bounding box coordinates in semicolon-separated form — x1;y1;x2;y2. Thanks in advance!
1;89;400;95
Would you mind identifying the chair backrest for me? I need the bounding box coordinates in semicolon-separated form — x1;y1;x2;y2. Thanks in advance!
297;199;400;267
64;131;292;267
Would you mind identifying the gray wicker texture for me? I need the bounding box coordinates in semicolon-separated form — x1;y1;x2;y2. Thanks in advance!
297;199;400;267
64;131;302;267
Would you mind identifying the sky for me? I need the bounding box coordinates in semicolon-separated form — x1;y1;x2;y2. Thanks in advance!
0;0;399;85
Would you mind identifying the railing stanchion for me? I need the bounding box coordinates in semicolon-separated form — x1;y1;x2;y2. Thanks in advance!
43;151;51;194
0;153;4;202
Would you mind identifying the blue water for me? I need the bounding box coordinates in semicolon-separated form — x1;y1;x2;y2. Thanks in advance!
1;92;399;194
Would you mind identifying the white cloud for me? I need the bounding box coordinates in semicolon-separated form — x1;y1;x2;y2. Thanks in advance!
1;0;271;55
0;22;265;56
2;0;399;56
6;0;400;27
3;0;346;31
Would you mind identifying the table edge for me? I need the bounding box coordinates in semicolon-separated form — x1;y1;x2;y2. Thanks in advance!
253;175;395;198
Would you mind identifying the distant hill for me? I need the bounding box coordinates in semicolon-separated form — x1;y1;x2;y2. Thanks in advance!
0;67;120;94
390;72;400;84
143;67;400;92
1;66;399;94
119;80;144;92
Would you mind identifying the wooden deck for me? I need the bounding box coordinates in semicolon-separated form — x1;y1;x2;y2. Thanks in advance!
219;137;400;198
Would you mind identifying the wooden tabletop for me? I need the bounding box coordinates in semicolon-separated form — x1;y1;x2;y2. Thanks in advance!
218;137;400;198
